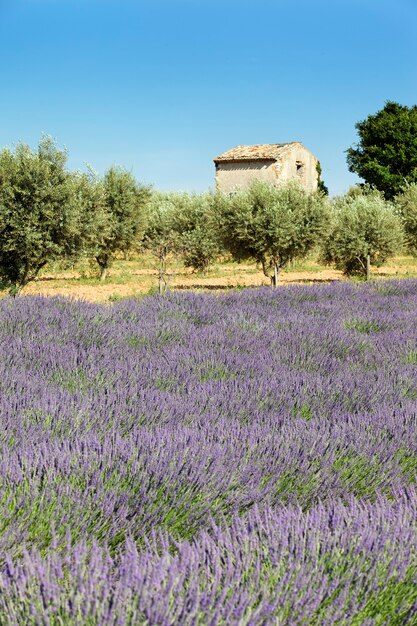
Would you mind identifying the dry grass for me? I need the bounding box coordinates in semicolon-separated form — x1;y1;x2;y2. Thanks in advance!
9;253;417;303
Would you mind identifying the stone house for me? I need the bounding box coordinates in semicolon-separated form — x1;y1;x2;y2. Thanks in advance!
213;142;318;193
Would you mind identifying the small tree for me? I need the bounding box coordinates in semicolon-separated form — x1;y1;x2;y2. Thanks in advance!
94;166;151;280
216;181;329;286
67;168;110;263
346;101;417;199
395;183;417;256
0;137;82;295
322;188;404;279
143;193;181;293
170;192;221;273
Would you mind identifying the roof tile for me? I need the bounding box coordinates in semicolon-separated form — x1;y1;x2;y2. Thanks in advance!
213;143;299;162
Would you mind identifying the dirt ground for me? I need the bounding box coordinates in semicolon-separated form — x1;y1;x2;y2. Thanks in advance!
13;256;417;303
22;266;343;302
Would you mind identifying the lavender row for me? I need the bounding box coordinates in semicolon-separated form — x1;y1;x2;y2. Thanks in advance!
1;497;416;625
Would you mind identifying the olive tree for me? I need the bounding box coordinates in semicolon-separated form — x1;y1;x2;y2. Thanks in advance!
67;168;110;262
322;188;404;279
143;193;182;293
170;192;221;274
94;166;151;280
216;181;329;286
0;137;82;295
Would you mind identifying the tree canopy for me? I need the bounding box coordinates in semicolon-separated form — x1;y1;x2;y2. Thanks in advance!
94;166;151;280
321;188;404;279
143;193;183;293
346;101;417;199
0;137;82;295
216;181;329;286
169;192;221;274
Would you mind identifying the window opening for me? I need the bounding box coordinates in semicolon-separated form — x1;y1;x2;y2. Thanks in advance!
296;161;305;175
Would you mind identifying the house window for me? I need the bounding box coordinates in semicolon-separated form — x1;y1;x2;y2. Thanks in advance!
296;161;305;176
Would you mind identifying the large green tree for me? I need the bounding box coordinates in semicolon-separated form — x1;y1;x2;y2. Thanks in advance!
0;137;82;295
346;101;417;199
94;166;151;280
216;181;329;286
321;188;404;279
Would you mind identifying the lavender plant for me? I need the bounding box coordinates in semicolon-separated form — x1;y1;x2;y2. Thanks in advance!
0;280;417;623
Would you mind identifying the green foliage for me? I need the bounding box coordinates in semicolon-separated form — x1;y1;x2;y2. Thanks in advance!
344;319;383;334
404;350;417;365
0;136;83;295
316;160;328;195
292;401;313;420
143;189;222;291
94;166;151;280
68;167;110;261
216;181;329;286
181;226;220;273
346;101;417;199
321;187;404;278
395;183;417;255
169;192;221;273
143;192;182;293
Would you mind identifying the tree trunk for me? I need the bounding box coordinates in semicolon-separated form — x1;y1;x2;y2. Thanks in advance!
271;260;280;288
158;250;170;294
366;254;371;281
12;260;47;296
96;255;110;281
19;262;31;293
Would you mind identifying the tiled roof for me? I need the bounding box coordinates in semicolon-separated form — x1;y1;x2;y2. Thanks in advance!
213;143;299;162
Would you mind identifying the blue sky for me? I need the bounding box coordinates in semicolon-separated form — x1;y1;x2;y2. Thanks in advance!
0;0;416;195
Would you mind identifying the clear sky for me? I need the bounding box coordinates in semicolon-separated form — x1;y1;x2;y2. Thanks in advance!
0;0;416;195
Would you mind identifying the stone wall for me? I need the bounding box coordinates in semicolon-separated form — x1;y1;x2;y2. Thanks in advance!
277;144;318;192
215;160;277;193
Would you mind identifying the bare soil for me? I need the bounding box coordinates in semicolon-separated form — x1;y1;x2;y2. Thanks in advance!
14;256;417;303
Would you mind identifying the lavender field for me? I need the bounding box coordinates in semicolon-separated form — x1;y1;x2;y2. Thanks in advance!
1;281;417;625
